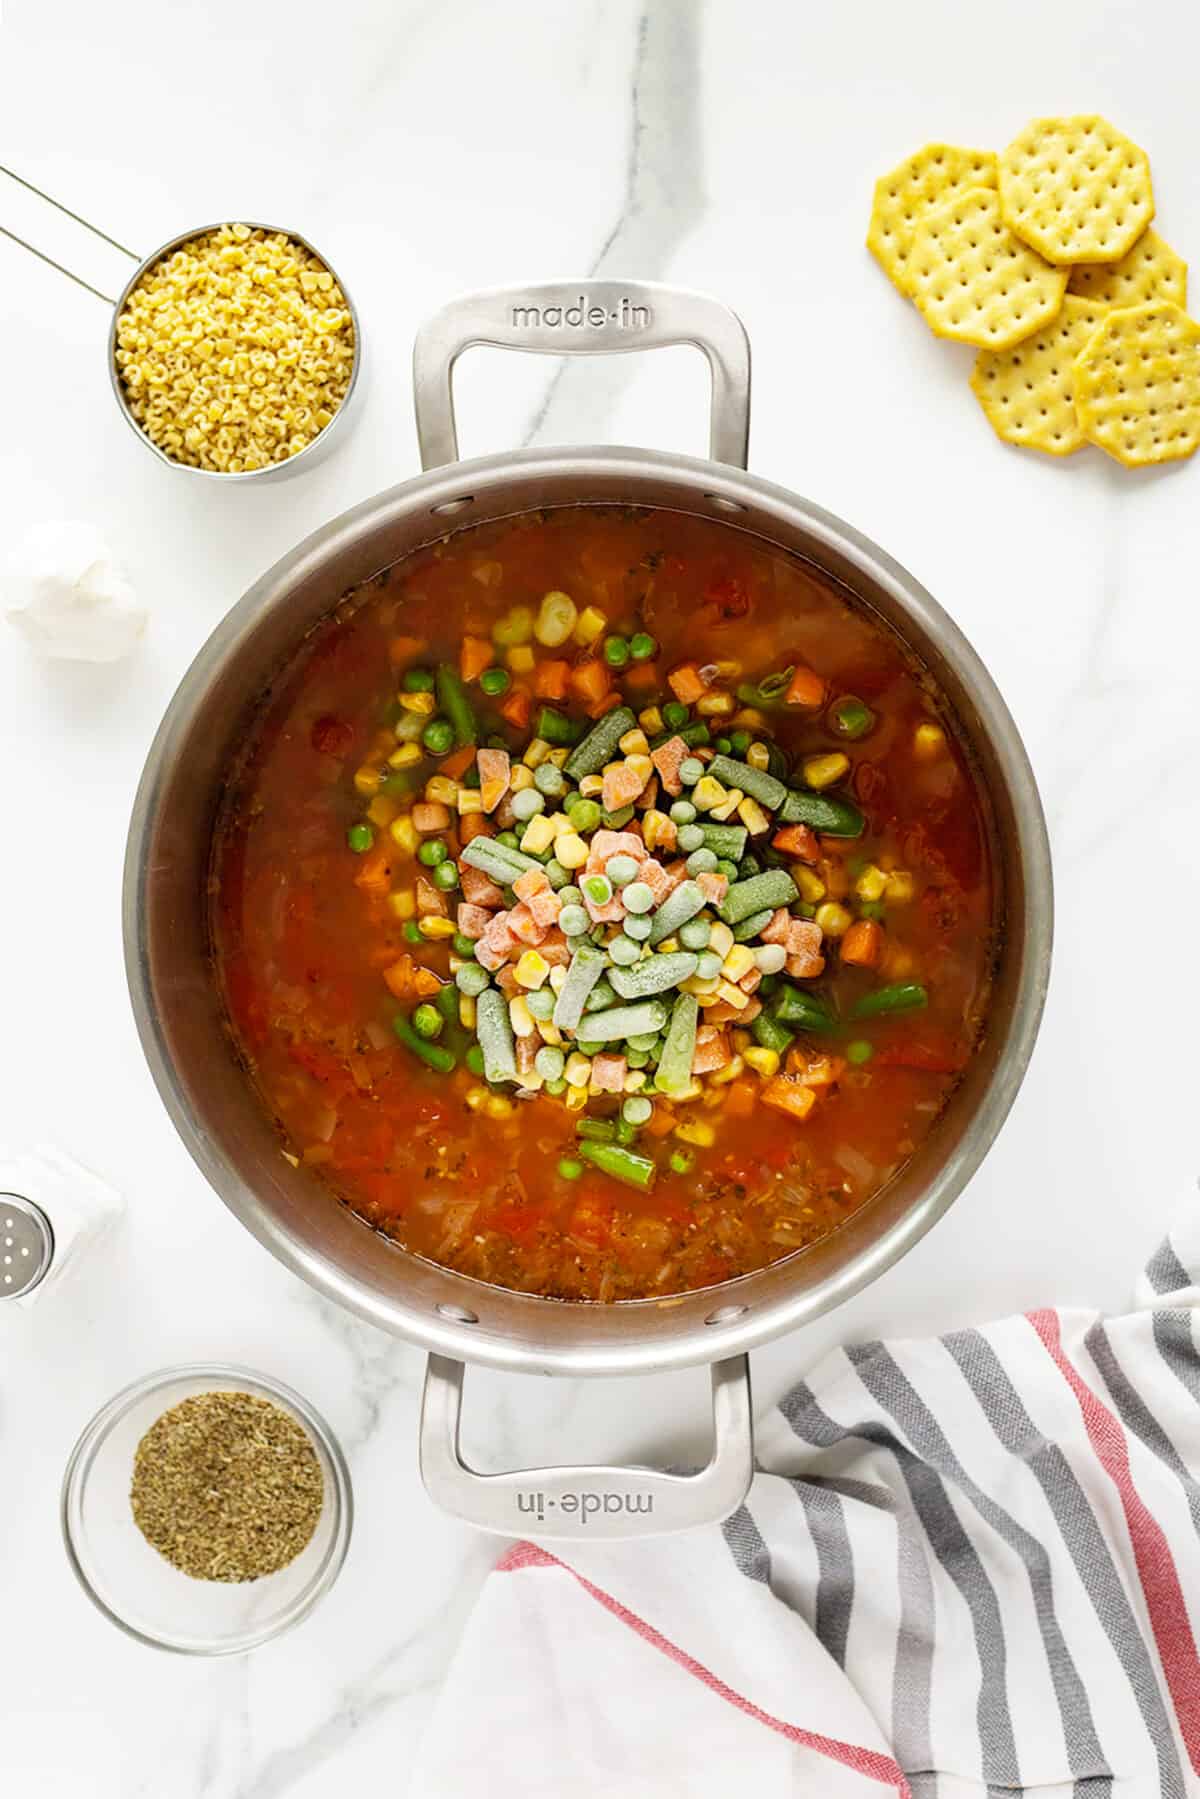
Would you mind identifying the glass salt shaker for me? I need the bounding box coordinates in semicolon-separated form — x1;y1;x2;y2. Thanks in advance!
0;1146;124;1308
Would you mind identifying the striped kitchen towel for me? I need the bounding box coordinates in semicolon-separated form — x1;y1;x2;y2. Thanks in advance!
409;1215;1200;1798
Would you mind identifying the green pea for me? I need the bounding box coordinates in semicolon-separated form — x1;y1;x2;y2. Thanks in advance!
716;858;739;881
496;830;520;850
830;695;876;740
525;988;556;1020
609;934;641;966
662;701;690;730
622;1094;653;1125
669;800;697;825
627;1032;660;1053
715;736;732;755
453;932;477;959
479;666;511;697
534;762;565;797
605;853;640;887
582;874;613;907
623;881;654;915
669;1148;694;1175
603;634;630;667
560;904;590;936
455;964;490;996
412;1003;444;1040
679;918;711;951
544;1078;567;1096
512;788;545;821
433;860;459;890
679;758;704;787
624;914;653;941
418;838;448;867
677;823;705;853
544;858;569;889
558;1157;584;1181
347;823;374;853
729;729;751;755
629;632;657;661
626;1046;650;1068
466;1044;486;1076
404;919;423;943
584;978;617;1012
686;848;719;875
535;1045;566;1081
571;799;602;834
846;1039;874;1065
422;718;455;755
402;668;435;692
696;950;723;980
557;885;583;908
575;1040;605;1057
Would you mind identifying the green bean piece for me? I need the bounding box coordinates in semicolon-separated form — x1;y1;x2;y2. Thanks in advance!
657;992;700;1094
648;879;707;945
780;789;865;837
731;907;776;943
850;982;929;1020
460;835;540;885
581;1000;670;1042
404;920;422;943
476;988;517;1084
557;1158;584;1180
535;707;580;747
435;664;477;746
393;1013;457;1073
752;1011;794;1055
773;986;836;1033
577;1139;656;1191
584;978;618;1013
552;945;607;1032
829;695;875;740
610;952;698;1001
575;1117;618;1142
719;868;798;926
435;983;460;1022
466;1044;485;1076
648;720;710;751
707;753;788;813
668;1148;695;1175
564;707;638;780
698;821;749;860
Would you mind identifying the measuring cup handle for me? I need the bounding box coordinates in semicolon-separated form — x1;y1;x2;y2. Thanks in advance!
412;280;751;472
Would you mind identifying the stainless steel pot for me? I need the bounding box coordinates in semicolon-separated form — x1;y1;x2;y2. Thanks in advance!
124;281;1053;1539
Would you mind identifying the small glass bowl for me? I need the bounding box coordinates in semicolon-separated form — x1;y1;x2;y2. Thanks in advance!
61;1363;352;1655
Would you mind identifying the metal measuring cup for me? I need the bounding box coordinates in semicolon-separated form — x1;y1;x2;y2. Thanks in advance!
2;166;363;483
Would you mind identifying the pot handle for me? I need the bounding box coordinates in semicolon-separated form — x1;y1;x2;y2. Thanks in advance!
420;1352;753;1540
412;280;751;473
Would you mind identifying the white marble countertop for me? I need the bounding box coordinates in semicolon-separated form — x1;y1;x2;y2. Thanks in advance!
3;1;1198;1792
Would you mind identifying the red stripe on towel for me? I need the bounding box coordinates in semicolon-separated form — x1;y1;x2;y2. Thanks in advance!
497;1541;909;1793
1029;1307;1200;1772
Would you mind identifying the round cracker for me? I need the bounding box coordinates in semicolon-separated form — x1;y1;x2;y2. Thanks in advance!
1074;301;1200;467
907;186;1068;350
998;115;1154;266
867;144;998;298
1067;228;1187;310
970;296;1108;455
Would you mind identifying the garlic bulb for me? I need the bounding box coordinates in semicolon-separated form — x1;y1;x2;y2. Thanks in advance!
4;522;146;662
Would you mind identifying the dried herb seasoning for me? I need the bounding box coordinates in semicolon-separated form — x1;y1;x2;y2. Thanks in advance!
130;1391;324;1582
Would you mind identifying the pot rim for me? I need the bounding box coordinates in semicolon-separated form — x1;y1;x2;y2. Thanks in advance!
124;442;1053;1376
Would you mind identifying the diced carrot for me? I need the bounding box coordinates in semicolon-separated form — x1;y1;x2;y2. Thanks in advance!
456;903;492;940
416;875;448;917
353;846;393;894
636;774;659;811
459;813;491;846
784;665;826;709
508;902;548;946
589;690;623;718
513;866;550;902
644;1103;677;1138
692;1031;732;1074
388;635;427;669
602;761;650;812
414;967;442;997
772;824;821;861
499;687;532;730
441;745;477;781
760;909;791;945
477;747;512;814
651;735;688;795
533;659;570;700
459;636;493;682
412;802;451;833
569;657;612;709
623;660;659;693
695;870;729;905
382;956;416;999
667;662;707;705
761;1075;817;1120
723;1080;757;1120
526;886;563;929
840;919;884;969
591;1053;627;1094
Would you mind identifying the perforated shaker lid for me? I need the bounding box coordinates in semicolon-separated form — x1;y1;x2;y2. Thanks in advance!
0;1193;55;1299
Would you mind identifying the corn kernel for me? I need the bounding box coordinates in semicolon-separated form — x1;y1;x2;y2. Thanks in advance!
691;775;727;812
354;765;382;796
675;1119;715;1148
711;787;743;821
793;866;826;904
803;752;850;789
493;606;533;647
657;936;680;954
509;995;536;1037
624;752;654;784
388;741;421;769
815;902;852;939
465;1086;489;1111
425;775;458;806
638;706;664;736
737;796;770;835
744;1046;780;1078
387;889;416;920
514;950;550;989
399;690;436;716
855;864;888;902
419;915;456;939
731;707;770;732
695;690;735;717
885;870;915;904
565;1053;592;1087
510;763;534;791
732;1028;753;1054
555;831;588;869
549;965;569;993
623;1069;648;1092
710;1055;744;1086
670;1079;703;1103
540;1019;563;1046
484;1094;515;1119
681;975;722;997
523;737;551;769
519;1070;545;1094
389;815;419;854
716;980;750;1009
578;773;604;797
883;945;916;980
913;722;946;760
619;727;650;755
365;795;397;830
520;815;557;855
708;921;734;960
459;993;477;1030
457;789;484;815
574;605;606;644
547;746;570;767
507;644;535;674
721;944;757;983
642;809;677;854
746;742;771;772
565;1083;589;1110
